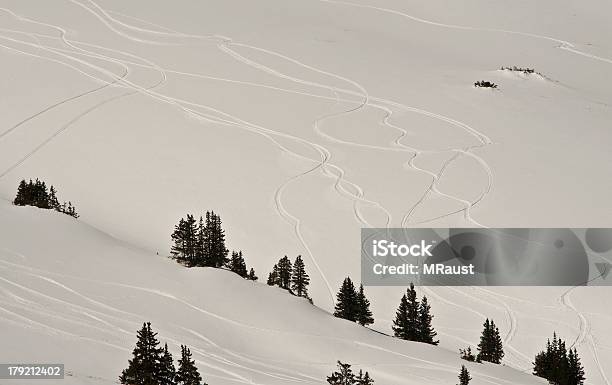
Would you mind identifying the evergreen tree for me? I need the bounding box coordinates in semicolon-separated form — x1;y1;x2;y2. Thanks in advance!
417;296;439;345
333;277;359;322
457;365;471;385
356;369;374;385
477;319;504;364
247;268;258;281
229;250;248;278
13;180;28;206
175;345;204;385
327;361;355;385
568;348;585;385
119;322;163;385
49;186;61;211
267;264;279;286
170;215;198;266
65;201;79;218
203;211;228;267
158;343;176;385
291;255;310;297
392;283;419;341
277;256;293;290
194;216;206;266
356;284;374;327
533;333;585;385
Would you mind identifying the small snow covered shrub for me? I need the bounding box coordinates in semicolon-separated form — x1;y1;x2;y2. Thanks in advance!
474;80;498;89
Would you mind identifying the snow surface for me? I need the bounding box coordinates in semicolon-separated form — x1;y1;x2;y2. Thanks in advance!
0;201;548;384
0;0;611;383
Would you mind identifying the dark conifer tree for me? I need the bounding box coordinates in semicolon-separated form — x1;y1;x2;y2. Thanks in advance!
568;348;585;385
229;250;248;278
267;264;279;286
291;255;310;297
13;180;28;206
119;322;163;385
203;211;228;267
326;361;354;385
175;345;204;385
247;268;258;281
158;343;176;385
356;284;374;327
533;333;585;385
356;369;374;385
277;256;293;290
477;319;504;364
392;283;419;341
49;186;61;211
417;296;439;345
170;215;198;266
457;365;471;385
333;277;359;322
194;216;206;266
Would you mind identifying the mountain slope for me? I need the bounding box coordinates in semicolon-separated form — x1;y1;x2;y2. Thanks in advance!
0;201;545;384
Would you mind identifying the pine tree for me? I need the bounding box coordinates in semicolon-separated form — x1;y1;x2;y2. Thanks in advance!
392;283;419;341
229;250;248;278
327;361;355;385
119;322;163;385
277;256;292;290
356;369;374;385
171;218;188;263
175;345;204;385
457;365;471;385
247;268;258;281
13;180;28;206
267;264;279;286
533;333;585;385
203;211;228;267
291;255;310;297
418;296;439;345
158;343;176;385
477;319;504;364
333;277;359;322
194;216;206;266
568;348;585;385
356;284;374;327
49;186;61;211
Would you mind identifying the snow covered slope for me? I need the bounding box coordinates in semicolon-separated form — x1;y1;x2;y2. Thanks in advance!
0;0;611;383
0;200;545;384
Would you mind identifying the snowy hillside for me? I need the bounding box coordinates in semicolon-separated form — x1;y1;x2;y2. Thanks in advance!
0;200;544;384
1;0;611;383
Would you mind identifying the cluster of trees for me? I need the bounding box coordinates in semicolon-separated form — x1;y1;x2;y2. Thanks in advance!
333;277;374;327
474;80;498;89
392;283;438;345
460;319;504;364
13;179;78;218
327;361;374;385
533;333;585;385
120;322;206;385
267;255;310;298
228;251;257;281
170;211;229;268
500;66;536;74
